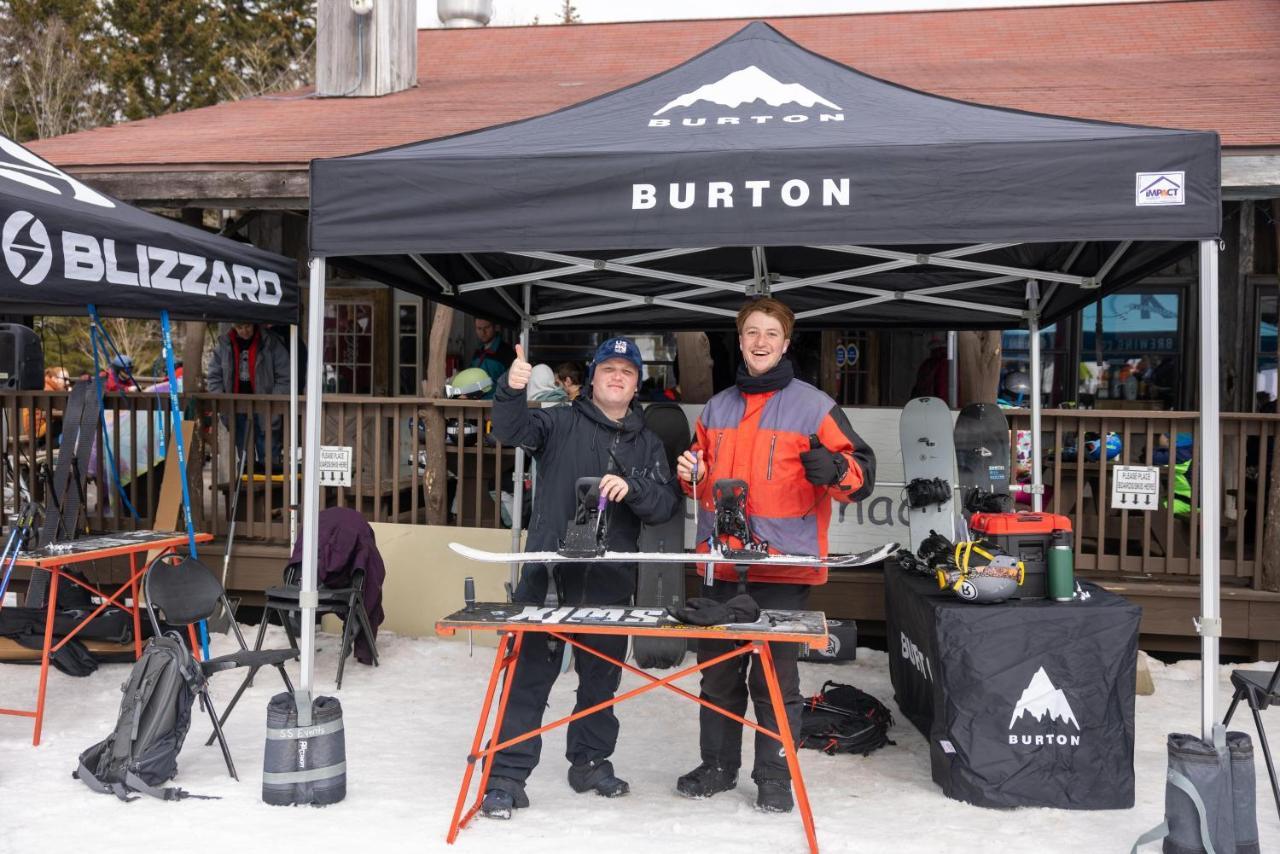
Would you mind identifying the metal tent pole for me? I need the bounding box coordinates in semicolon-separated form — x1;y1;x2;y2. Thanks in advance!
289;323;299;550
946;331;958;408
296;257;327;726
508;284;532;597
1027;281;1044;512
1197;239;1221;739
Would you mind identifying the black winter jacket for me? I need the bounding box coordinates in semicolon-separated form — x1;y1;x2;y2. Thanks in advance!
492;379;682;606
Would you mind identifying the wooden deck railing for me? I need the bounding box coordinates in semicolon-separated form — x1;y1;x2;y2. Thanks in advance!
3;392;1274;589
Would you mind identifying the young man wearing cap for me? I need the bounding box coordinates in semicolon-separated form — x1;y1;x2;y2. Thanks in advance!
673;297;876;814
481;336;682;820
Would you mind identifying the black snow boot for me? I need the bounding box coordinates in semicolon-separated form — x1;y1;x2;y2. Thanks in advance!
567;759;630;798
480;778;529;819
676;762;738;799
755;779;794;813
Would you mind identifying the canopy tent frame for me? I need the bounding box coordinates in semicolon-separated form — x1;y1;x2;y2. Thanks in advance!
299;20;1223;740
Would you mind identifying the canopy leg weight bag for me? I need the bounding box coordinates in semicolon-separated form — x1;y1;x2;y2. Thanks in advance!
1132;725;1260;854
263;692;347;806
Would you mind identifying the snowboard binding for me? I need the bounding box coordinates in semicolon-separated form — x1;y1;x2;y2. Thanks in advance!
560;477;609;558
711;479;769;560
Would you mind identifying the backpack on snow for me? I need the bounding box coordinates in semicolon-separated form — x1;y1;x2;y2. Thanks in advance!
73;634;210;801
798;681;896;757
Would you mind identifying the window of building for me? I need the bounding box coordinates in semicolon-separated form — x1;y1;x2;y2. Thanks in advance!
323;300;374;394
1001;324;1069;407
1079;291;1183;410
1256;292;1277;412
397;301;421;395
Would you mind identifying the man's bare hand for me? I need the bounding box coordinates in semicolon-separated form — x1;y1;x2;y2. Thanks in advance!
507;343;532;390
676;449;705;484
598;474;630;502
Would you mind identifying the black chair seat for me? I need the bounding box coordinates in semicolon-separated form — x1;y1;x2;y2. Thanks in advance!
1230;669;1279;710
265;584;356;606
201;647;298;675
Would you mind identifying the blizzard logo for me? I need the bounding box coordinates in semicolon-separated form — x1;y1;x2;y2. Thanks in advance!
1136;172;1184;207
0;137;115;208
1007;666;1081;747
900;631;933;682
632;178;850;211
2;210;52;285
0;210;282;305
508;606;665;625
650;66;843;128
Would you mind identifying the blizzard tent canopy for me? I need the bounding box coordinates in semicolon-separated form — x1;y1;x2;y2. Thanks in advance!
0;134;297;323
309;21;1219;331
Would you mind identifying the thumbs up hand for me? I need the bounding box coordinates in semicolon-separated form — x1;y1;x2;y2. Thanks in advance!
507;343;533;390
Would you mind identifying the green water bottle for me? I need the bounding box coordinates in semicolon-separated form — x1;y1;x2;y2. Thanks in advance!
1048;530;1075;602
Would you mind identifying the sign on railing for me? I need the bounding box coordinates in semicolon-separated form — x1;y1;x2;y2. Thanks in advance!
318;446;353;487
1111;465;1160;510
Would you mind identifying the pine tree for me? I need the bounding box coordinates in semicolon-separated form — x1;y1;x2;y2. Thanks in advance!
558;1;580;24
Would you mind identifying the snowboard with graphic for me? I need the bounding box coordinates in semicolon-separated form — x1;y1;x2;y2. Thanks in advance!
954;402;1011;516
448;541;899;570
633;402;691;670
899;396;959;553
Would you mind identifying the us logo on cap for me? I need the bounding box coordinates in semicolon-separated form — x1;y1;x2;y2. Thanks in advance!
613;340;627;353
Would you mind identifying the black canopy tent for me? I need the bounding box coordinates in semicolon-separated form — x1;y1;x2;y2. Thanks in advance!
0;132;303;556
306;23;1223;736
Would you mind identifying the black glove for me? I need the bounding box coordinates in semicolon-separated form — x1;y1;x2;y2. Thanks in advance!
799;434;848;486
671;594;761;626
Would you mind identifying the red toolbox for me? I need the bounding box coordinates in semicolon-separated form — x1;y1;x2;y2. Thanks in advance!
968;512;1073;599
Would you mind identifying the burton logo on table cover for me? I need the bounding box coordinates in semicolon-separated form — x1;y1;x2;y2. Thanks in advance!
899;631;933;683
1007;666;1081;747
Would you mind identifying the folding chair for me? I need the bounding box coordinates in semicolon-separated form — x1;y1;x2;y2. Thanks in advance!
1223;660;1280;819
252;564;379;690
143;553;298;780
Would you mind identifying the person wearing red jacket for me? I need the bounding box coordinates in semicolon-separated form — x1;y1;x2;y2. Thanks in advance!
673;297;875;813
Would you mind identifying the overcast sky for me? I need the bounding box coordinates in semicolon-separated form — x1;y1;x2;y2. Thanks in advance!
420;0;1151;28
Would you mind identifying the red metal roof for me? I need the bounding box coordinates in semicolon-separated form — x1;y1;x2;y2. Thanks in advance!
28;0;1280;169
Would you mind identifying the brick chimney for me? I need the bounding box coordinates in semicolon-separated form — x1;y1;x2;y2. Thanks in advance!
316;0;417;98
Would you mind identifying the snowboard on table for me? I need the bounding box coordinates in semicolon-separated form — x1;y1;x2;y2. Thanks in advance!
954;403;1011;517
899;396;959;554
633;402;691;669
448;541;898;570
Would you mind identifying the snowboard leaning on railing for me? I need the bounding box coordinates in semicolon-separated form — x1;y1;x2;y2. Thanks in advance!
74;634;213;801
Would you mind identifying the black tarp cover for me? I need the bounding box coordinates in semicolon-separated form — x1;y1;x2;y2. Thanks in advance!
0;134;297;323
309;22;1220;330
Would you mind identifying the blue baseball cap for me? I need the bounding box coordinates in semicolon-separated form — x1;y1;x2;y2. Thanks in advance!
588;337;644;380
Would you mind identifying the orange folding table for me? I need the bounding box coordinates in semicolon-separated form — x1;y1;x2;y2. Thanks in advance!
437;603;830;853
0;529;212;745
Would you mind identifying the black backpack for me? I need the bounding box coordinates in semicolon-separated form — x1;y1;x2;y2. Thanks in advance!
73;634;209;801
798;680;896;757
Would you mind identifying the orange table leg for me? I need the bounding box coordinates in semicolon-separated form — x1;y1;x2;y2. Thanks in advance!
758;641;819;854
32;567;60;746
130;553;143;660
448;631;525;843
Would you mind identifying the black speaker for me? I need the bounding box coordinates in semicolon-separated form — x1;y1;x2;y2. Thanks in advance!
0;323;44;390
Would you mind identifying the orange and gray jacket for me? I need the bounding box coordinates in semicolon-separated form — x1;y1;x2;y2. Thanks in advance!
683;377;874;585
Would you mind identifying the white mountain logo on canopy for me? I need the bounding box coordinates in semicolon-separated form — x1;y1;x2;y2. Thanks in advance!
1007;666;1081;747
655;65;840;115
0;136;115;209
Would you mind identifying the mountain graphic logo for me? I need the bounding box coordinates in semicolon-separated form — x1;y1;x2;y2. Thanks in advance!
654;66;841;115
0;136;115;209
1008;666;1080;730
1;210;53;285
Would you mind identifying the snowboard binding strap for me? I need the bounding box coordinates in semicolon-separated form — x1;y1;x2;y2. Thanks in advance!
559;477;609;558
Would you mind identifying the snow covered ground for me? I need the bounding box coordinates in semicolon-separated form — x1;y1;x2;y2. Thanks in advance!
2;626;1277;854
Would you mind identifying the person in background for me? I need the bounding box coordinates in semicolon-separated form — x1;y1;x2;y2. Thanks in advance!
526;364;567;402
554;361;584;401
471;318;516;395
910;334;949;400
207;322;290;471
103;354;138;393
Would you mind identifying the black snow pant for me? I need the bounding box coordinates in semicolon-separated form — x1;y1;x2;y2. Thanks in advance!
695;582;809;783
486;564;631;793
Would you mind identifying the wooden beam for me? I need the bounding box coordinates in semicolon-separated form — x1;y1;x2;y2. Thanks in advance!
64;168;309;208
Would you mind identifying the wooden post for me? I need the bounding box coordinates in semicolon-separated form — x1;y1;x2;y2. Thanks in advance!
1262;200;1280;592
676;331;714;403
956;330;1002;406
316;0;417;98
423;303;454;524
